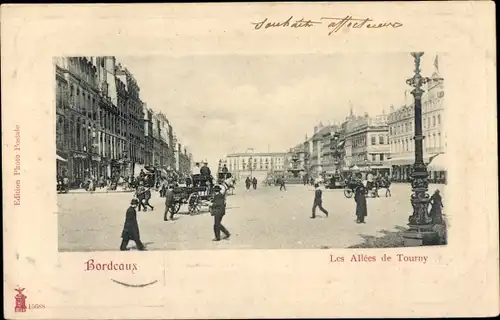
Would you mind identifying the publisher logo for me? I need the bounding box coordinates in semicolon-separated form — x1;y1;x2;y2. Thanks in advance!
14;287;27;312
14;286;45;312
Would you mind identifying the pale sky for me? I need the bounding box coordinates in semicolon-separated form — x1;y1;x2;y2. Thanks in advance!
117;53;439;167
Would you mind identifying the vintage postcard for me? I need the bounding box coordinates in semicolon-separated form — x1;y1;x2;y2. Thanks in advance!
2;2;498;319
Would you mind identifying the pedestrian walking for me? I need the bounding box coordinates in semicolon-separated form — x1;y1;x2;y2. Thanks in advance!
311;183;329;219
279;176;287;191
135;182;147;212
164;185;175;221
245;177;251;191
120;198;147;251
210;185;230;241
354;185;367;223
252;177;258;190
143;186;154;211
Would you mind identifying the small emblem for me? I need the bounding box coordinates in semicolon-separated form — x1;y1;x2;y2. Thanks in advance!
14;287;27;312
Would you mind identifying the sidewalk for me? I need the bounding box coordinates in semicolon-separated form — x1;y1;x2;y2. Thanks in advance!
65;187;135;194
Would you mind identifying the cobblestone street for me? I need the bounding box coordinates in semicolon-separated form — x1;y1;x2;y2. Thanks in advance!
58;183;446;251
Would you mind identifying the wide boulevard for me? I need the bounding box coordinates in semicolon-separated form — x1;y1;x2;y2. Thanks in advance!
58;183;447;251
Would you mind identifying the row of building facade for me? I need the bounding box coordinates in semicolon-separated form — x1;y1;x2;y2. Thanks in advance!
55;57;193;187
286;60;446;183
218;152;288;182
218;57;446;184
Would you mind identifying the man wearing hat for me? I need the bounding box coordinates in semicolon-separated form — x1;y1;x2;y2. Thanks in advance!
164;185;175;221
210;185;230;241
200;161;213;186
120;198;147;251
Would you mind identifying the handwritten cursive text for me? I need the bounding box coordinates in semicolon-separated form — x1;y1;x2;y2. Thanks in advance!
251;15;403;35
321;16;403;35
252;16;322;30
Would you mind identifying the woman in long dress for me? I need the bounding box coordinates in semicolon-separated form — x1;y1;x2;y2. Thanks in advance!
429;189;443;224
354;185;367;223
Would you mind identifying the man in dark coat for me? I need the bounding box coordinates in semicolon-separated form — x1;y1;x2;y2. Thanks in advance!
200;162;212;186
311;183;329;219
221;164;229;174
120;198;146;251
143;186;154;211
210;185;230;241
252;177;257;190
354;185;367;223
245;177;251;190
135;182;147;212
164;185;175;221
279;176;287;191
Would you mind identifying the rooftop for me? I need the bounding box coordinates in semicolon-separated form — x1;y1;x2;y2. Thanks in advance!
227;152;286;157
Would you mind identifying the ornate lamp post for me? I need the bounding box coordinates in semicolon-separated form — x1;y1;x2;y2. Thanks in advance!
403;52;444;246
330;132;340;173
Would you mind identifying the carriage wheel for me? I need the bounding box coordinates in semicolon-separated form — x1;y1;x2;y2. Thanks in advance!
171;202;181;214
344;188;353;198
188;193;200;214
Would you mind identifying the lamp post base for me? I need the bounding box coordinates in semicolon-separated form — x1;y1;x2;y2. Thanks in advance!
403;224;440;247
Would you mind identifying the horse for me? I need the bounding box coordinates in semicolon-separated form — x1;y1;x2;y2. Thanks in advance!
216;177;235;196
374;177;392;197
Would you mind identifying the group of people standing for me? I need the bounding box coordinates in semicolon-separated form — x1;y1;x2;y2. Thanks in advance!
245;176;258;190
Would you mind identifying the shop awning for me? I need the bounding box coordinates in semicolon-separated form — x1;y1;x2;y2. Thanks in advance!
56;154;67;162
427;154;446;171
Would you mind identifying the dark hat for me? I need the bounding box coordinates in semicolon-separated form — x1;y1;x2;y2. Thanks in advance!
213;185;221;191
130;198;139;205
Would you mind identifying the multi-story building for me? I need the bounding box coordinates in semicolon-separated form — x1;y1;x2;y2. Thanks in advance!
92;56;126;179
166;123;175;170
54;57;100;186
388;65;446;183
157;112;171;168
225;152;287;181
344;111;391;175
116;64;145;175
179;146;191;176
151;111;162;167
143;107;154;166
306;123;334;176
55;56;197;186
320;125;341;173
55;59;69;178
173;135;180;172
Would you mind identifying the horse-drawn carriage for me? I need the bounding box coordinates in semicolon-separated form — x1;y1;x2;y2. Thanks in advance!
167;172;234;214
343;171;392;198
169;175;215;215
